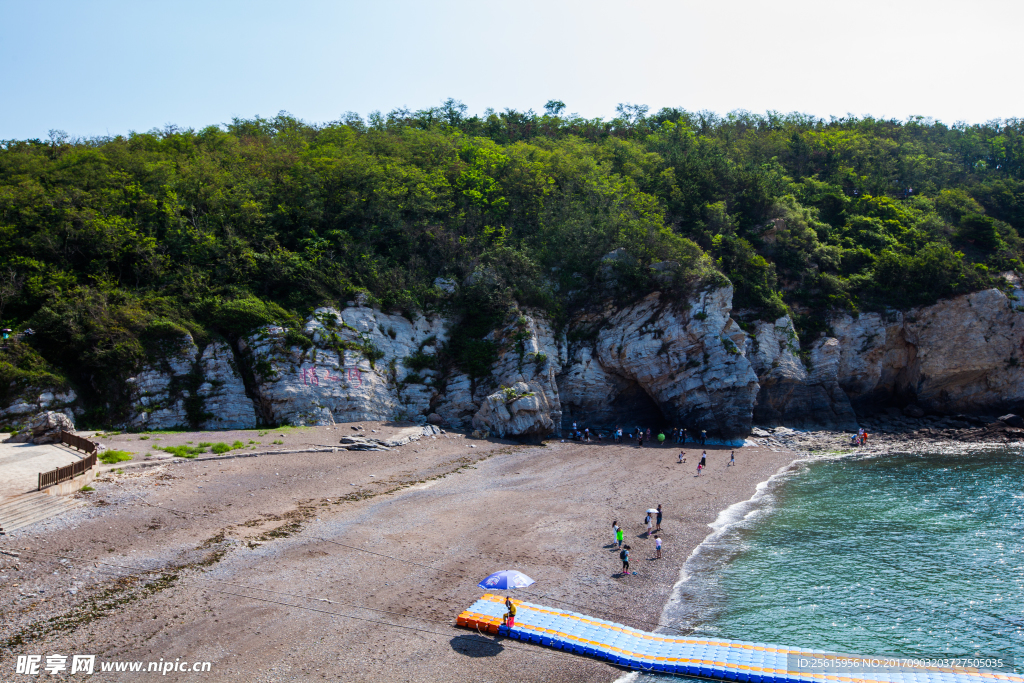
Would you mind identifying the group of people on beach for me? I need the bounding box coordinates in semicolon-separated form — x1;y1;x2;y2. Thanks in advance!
566;423;709;446
626;426;707;447
675;449;735;475
612;504;665;575
850;428;870;446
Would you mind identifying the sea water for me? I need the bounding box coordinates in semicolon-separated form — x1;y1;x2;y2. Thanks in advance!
644;448;1024;679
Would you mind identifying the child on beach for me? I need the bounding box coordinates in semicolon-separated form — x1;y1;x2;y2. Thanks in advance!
697;463;703;476
612;520;620;546
678;451;686;463
728;452;735;466
620;545;631;574
616;523;624;548
645;512;653;537
655;534;662;559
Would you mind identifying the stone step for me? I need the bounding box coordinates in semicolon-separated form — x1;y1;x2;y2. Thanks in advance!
0;493;57;514
0;493;82;535
0;503;81;534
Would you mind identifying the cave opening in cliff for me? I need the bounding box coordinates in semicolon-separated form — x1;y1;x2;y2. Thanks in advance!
563;382;671;434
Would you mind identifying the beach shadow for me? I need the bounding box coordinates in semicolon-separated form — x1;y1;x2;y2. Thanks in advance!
449;634;505;658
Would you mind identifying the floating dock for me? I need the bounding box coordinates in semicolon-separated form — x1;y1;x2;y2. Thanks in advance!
457;594;1022;682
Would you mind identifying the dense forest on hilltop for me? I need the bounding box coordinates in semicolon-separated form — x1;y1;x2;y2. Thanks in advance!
2;99;1023;418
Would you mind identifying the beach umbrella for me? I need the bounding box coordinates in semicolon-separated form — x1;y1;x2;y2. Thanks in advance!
647;509;658;513
478;570;535;591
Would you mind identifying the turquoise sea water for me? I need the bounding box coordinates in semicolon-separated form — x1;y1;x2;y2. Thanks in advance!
650;448;1024;678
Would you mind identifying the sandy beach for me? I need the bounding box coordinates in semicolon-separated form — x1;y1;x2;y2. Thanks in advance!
0;425;798;682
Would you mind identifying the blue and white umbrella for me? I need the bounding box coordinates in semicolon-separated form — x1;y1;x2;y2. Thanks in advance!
478;570;535;591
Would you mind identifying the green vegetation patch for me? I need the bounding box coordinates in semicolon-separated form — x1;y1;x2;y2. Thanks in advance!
98;450;133;465
158;445;207;458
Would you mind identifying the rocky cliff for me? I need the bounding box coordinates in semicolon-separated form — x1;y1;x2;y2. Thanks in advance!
6;284;1024;437
832;284;1024;417
558;288;759;438
124;336;256;431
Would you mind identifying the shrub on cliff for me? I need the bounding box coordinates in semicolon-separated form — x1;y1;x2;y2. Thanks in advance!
2;106;1023;415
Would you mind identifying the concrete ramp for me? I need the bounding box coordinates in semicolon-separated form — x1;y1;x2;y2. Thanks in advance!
0;492;83;535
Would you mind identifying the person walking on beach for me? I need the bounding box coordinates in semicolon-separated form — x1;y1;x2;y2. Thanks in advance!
728;451;735;467
645;511;653;537
504;596;517;628
700;429;707;445
616;523;625;548
620;545;631;574
700;451;707;469
637;431;644;447
612;520;620;547
678;450;686;463
656;504;663;531
697;462;703;476
654;534;662;559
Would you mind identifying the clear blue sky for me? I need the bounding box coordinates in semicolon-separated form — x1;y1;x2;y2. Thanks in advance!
1;0;1020;140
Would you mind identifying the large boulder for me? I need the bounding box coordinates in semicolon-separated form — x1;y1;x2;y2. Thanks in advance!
4;410;76;444
0;388;78;431
473;382;555;439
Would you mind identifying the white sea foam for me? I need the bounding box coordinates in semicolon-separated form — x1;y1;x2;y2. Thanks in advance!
657;456;812;629
612;460;810;683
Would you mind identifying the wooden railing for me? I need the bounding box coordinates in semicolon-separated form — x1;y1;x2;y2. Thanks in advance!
38;453;97;491
61;430;98;455
38;431;100;490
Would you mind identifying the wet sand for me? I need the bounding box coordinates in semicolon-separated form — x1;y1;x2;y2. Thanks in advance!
0;426;797;682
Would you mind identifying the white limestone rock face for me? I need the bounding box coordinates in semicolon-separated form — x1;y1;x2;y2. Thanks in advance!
472;381;554;438
197;342;257;430
0;388;78;430
559;287;759;438
557;342;634;427
831;311;910;409
124;335;199;430
124;335;256;430
746;316;858;430
437;310;564;430
834;287;1024;414
243;306;447;426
